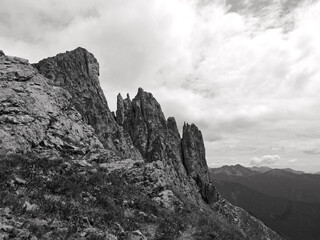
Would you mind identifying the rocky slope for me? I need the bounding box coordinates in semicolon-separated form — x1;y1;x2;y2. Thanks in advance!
0;48;283;240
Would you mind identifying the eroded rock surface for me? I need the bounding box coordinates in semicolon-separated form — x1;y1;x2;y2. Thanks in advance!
182;123;219;204
0;52;102;156
116;88;219;204
0;48;283;240
34;47;141;160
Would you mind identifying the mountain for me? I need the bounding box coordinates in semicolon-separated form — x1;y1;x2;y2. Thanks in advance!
251;167;304;175
239;169;320;203
213;179;320;240
281;168;305;175
211;165;320;203
210;164;258;180
210;164;320;240
250;166;273;173
0;49;282;240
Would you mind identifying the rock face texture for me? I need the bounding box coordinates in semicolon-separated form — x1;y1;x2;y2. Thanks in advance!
116;88;168;160
182;123;219;204
116;90;196;200
116;90;218;204
0;51;102;156
34;47;141;160
0;48;283;240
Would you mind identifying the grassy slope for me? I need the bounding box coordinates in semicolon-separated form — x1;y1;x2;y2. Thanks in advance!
0;153;248;240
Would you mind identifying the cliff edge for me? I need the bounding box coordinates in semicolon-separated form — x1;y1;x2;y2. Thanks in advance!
0;48;283;240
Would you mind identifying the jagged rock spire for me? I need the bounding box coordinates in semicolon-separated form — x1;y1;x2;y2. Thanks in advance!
34;47;142;159
116;88;220;203
182;123;208;179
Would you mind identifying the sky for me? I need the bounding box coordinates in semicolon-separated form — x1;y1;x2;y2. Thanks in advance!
1;0;320;172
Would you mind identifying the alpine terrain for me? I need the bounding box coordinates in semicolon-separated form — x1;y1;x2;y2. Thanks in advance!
0;48;283;240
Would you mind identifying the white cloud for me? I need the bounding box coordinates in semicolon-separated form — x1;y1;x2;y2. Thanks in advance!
288;159;298;163
1;0;320;171
250;155;281;166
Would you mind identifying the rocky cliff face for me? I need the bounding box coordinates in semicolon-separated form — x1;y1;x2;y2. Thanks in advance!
0;48;283;240
116;89;218;204
182;123;219;204
33;48;141;160
0;51;103;157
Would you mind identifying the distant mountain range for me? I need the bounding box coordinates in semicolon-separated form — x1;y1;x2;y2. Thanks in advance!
210;164;320;240
250;166;305;174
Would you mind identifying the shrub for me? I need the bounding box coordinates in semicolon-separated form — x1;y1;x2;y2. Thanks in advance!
155;213;186;240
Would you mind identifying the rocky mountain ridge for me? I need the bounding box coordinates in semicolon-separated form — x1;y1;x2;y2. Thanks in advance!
33;48;141;160
0;48;283;239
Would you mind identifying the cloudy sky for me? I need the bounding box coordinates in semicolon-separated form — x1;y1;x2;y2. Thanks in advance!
1;0;320;172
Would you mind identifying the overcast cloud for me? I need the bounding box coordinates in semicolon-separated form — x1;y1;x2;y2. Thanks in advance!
250;155;281;167
1;0;320;172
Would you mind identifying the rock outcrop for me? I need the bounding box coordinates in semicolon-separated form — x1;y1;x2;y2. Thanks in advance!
116;89;219;204
0;48;284;240
116;88;168;160
182;123;219;203
0;50;102;157
34;48;141;160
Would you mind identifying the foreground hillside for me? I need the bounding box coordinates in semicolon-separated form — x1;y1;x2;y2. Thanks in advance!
0;48;282;240
211;165;320;240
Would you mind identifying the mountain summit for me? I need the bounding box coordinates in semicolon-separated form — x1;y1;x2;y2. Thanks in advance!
0;48;283;239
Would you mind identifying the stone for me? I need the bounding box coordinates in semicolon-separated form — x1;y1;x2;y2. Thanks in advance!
116;93;125;126
120;88;167;159
0;223;13;232
0;53;104;155
127;230;147;240
75;160;93;167
181;123;208;180
34;48;142;160
143;161;167;192
105;232;118;240
0;55;35;82
14;176;26;185
116;89;187;181
17;229;30;239
23;201;39;212
0;50;4;56
3;207;11;215
182;123;220;203
99;158;141;172
116;88;218;203
152;190;183;211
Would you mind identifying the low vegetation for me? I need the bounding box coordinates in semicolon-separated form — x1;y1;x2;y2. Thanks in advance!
0;153;248;240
